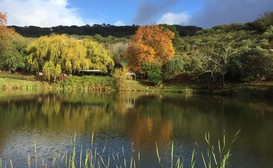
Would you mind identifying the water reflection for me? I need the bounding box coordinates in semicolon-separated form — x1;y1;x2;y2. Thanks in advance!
0;93;273;167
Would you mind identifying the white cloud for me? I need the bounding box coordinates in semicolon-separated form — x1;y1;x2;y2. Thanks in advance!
157;12;190;25
0;0;85;27
48;0;67;6
114;20;125;26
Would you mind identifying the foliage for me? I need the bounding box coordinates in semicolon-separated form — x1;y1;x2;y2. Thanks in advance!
9;24;202;38
164;54;188;78
27;34;116;81
86;34;130;69
59;75;114;92
2;10;273;86
240;46;273;81
82;38;114;72
112;68;128;90
160;24;182;47
173;17;273;84
110;42;129;68
141;62;163;86
0;33;27;71
27;34;90;81
125;42;156;72
250;12;273;32
193;31;247;86
0;12;7;25
42;62;61;82
125;25;175;73
0;13;27;71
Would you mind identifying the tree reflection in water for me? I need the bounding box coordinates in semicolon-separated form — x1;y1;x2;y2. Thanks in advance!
0;93;273;167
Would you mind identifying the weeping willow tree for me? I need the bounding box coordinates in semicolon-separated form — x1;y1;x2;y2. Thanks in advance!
82;38;114;73
27;34;115;81
27;34;91;81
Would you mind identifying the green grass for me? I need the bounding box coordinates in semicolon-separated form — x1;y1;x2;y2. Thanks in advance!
0;72;194;94
0;72;36;81
124;80;195;95
0;73;114;92
0;72;48;91
2;72;273;97
0;76;47;91
57;75;115;92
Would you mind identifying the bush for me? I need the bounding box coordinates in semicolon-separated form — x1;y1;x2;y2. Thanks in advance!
141;62;163;86
112;68;127;90
148;71;163;86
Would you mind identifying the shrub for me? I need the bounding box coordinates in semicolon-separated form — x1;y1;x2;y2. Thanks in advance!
141;62;163;86
112;68;127;90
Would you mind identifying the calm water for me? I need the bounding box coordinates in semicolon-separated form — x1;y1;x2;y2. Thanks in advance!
0;92;273;167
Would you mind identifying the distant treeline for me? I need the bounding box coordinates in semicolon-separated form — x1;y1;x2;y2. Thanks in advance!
8;24;202;37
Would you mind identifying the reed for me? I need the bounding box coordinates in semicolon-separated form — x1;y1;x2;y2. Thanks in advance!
201;130;241;168
155;142;161;167
0;131;240;168
191;148;197;168
171;142;174;168
34;142;37;168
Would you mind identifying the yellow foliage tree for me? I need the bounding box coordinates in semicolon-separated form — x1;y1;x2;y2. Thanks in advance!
125;25;175;73
27;34;90;81
82;38;114;72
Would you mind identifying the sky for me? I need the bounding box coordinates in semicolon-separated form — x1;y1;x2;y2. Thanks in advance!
0;0;273;28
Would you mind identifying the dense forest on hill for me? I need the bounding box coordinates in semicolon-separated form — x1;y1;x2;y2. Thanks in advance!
8;24;202;37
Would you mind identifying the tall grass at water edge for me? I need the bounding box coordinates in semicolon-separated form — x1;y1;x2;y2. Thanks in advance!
0;130;240;168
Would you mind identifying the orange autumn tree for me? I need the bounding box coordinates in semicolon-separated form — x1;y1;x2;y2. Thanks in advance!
125;25;175;73
0;12;16;34
0;12;7;25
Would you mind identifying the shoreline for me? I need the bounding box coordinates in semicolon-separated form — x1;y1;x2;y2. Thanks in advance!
1;74;273;99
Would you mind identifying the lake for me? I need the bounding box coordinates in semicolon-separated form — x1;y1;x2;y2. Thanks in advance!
0;92;273;168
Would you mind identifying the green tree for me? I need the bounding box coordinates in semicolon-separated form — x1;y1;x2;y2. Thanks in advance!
112;68;127;90
238;28;273;81
141;62;163;86
1;39;27;71
251;12;273;32
192;32;247;87
0;13;27;71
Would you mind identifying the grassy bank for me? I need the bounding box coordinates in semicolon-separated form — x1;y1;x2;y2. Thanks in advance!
0;72;193;94
1;72;273;98
123;80;195;95
0;72;50;91
0;73;115;92
56;75;114;92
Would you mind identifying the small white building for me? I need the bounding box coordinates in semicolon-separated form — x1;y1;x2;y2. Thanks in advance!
125;72;136;80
